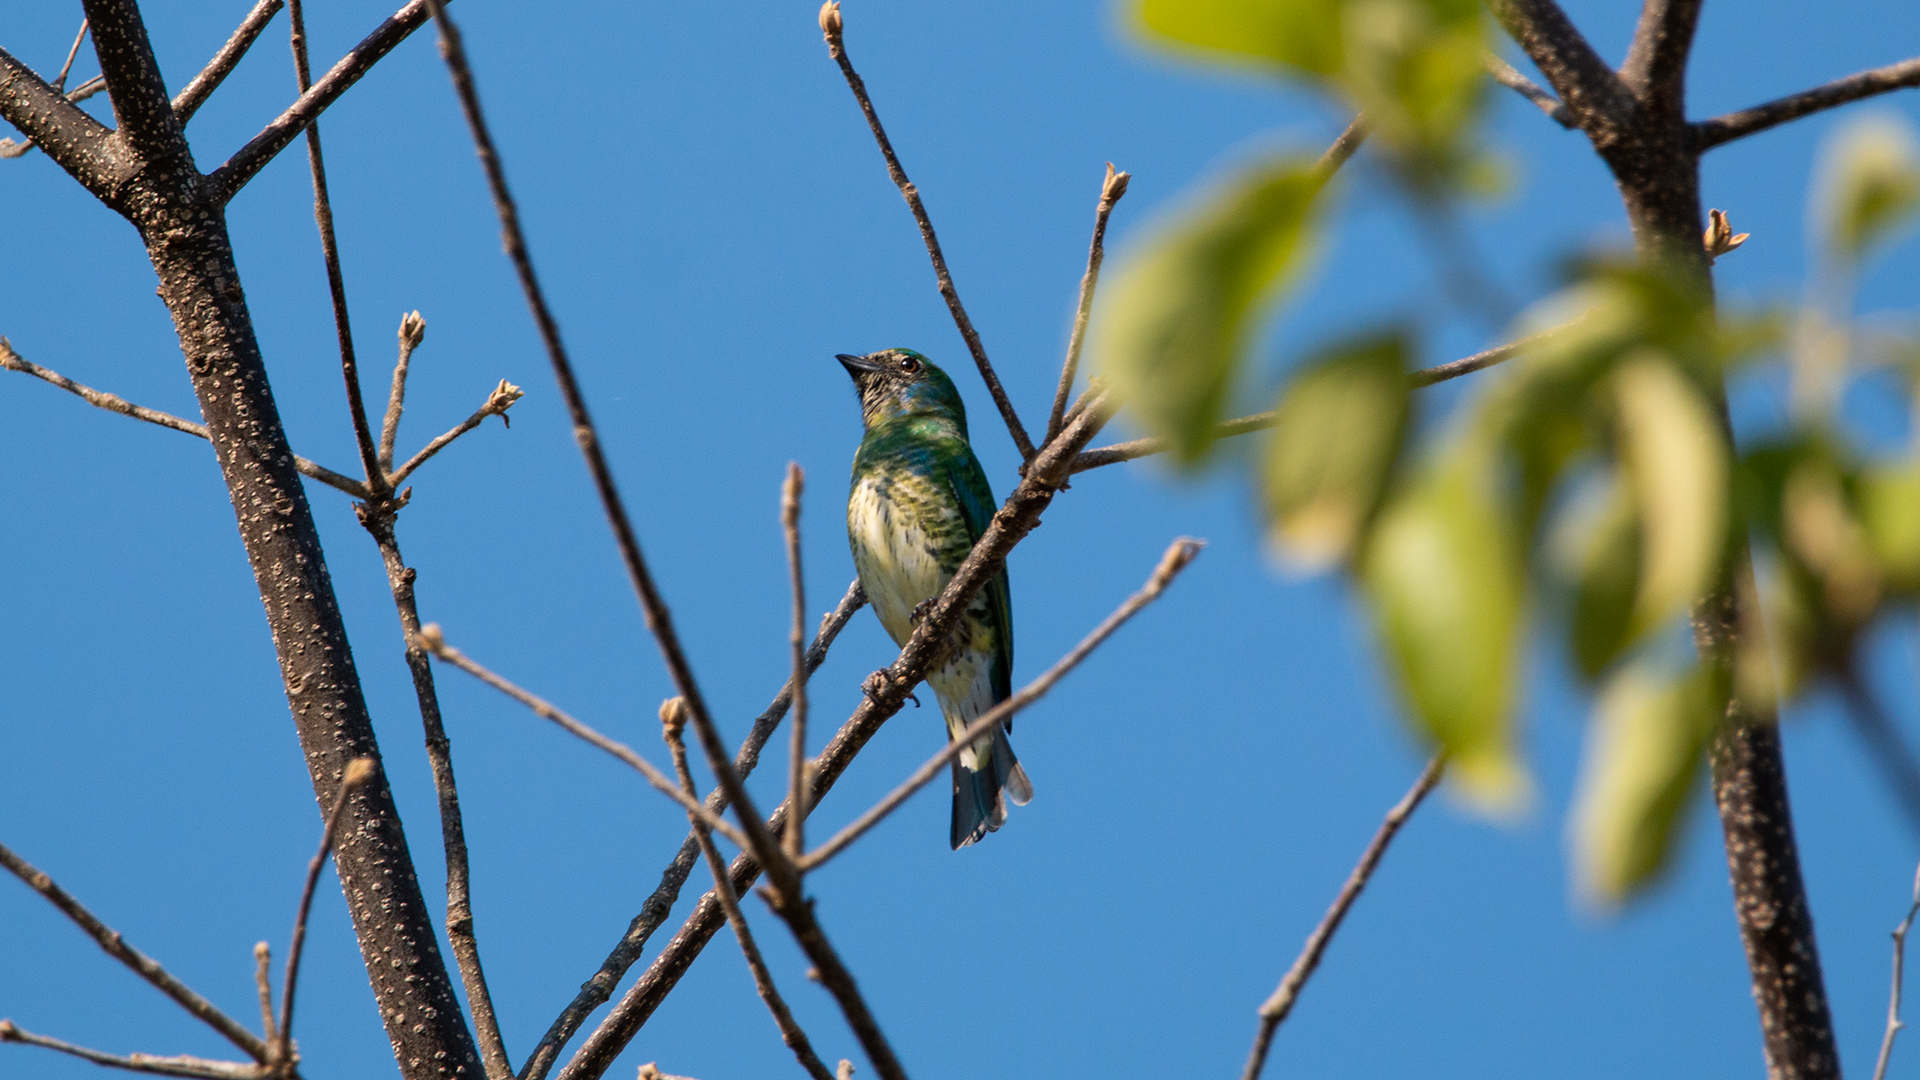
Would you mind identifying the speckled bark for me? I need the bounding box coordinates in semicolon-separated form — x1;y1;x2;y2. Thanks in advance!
0;3;486;1078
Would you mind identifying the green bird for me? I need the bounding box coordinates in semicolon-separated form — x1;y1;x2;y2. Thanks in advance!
838;348;1032;848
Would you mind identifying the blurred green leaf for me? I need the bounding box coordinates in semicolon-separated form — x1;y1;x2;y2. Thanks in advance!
1261;331;1411;569
1135;0;1342;75
1570;661;1723;906
1093;155;1327;465
1558;475;1641;681
1861;461;1920;593
1611;352;1729;635
1340;0;1488;189
1363;438;1527;811
1816;114;1920;266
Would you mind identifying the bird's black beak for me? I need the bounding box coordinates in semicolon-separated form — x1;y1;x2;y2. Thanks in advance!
836;352;884;377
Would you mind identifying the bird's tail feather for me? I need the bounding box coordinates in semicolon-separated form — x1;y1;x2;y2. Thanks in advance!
950;725;1031;849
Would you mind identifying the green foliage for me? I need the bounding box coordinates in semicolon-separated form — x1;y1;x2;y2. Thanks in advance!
1136;0;1342;75
1261;332;1411;569
1560;476;1639;680
1816;114;1920;267
1092;155;1328;465
1571;660;1726;905
1363;435;1527;811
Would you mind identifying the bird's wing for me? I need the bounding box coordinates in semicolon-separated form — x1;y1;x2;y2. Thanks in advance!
940;445;1013;713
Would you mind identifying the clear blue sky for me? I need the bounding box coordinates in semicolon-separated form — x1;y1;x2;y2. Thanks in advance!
4;2;1920;1078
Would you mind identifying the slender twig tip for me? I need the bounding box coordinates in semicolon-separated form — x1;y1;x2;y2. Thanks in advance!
782;463;804;527
417;623;446;651
837;1060;855;1080
819;1;843;42
343;757;377;789
1704;208;1751;264
253;941;271;962
659;697;689;738
0;1019;16;1039
400;311;426;350
1152;538;1206;590
1103;166;1131;204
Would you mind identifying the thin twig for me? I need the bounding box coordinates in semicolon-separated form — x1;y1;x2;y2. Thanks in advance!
1875;860;1920;1080
288;0;387;498
173;0;284;126
1241;756;1444;1080
380;311;426;472
416;627;754;852
53;19;90;92
357;488;512;1080
252;943;277;1048
0;338;367;497
518;581;865;1080
1044;164;1130;447
663;706;837;1080
0;842;268;1062
387;379;523;487
804;538;1204;868
0;1022;258;1080
1067;335;1533;474
1695;56;1920;151
783;465;811;862
277;758;376;1070
1485;55;1575;125
208;0;433;200
819;1;1034;461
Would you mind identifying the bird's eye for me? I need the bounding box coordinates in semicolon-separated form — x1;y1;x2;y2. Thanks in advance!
898;356;920;374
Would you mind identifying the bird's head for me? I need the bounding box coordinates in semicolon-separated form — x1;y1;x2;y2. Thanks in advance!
836;349;968;434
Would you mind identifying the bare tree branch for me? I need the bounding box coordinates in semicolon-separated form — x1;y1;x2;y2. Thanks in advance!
556;399;1118;1080
1045;165;1130;447
783;465;813;862
1693;56;1920;151
756;888;907;1080
1241;757;1444;1080
1485;0;1635;140
287;0;386;497
174;0;283;126
1876;860;1920;1080
0;42;125;193
277;758;376;1071
804;538;1204;869
663;710;837;1080
0;338;369;498
252;944;276;1050
53;19;91;93
380;311;428;472
1485;53;1574;128
208;0;432;200
1620;0;1703;123
819;1;1035;461
0;1022;259;1080
0;841;268;1062
1067;335;1533;474
418;628;756;851
81;0;185;166
519;581;866;1080
387;379;524;487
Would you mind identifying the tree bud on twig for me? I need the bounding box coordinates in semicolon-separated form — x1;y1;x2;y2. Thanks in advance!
819;1;843;42
1102;162;1131;206
417;623;446;652
659;697;689;738
399;310;426;350
1703;208;1750;263
343;757;377;790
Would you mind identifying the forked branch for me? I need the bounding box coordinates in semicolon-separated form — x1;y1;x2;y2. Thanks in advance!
1875;860;1920;1080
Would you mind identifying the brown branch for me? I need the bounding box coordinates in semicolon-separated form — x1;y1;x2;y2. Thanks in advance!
758;889;906;1080
0;1022;259;1080
554;398;1118;1080
1485;53;1574;128
380;311;427;472
174;0;283;126
387;379;524;487
784;465;812;862
82;0;185;168
1620;0;1703;123
663;709;837;1080
819;1;1035;461
0;42;124;193
0;338;368;498
1241;756;1444;1080
53;19;90;92
0;841;269;1063
277;758;375;1070
804;538;1203;869
1876;861;1920;1080
1485;0;1635;140
1694;56;1920;151
208;0;432;200
517;581;865;1080
1045;164;1130;447
1067;336;1532;473
416;627;754;852
287;0;386;498
252;943;276;1049
356;452;512;1080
